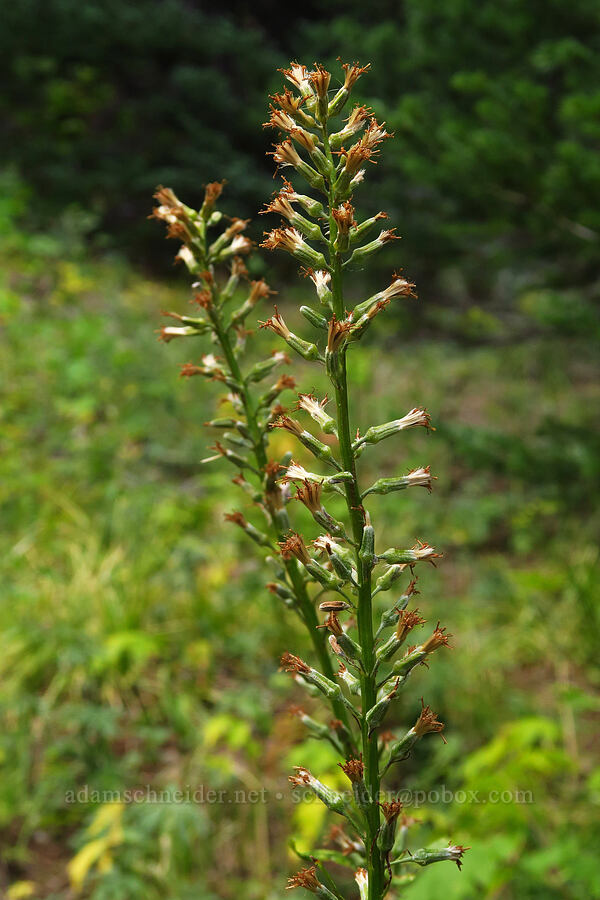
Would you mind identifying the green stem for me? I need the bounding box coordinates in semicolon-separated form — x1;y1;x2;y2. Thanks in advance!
322;127;384;899
209;292;354;752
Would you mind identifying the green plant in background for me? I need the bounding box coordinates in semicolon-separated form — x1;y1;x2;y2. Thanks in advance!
154;61;468;899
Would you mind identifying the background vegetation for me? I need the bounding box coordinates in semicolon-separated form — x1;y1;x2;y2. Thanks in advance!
0;1;599;897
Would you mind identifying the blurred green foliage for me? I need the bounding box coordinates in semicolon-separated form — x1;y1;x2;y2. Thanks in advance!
1;0;599;301
1;0;599;893
1;166;599;898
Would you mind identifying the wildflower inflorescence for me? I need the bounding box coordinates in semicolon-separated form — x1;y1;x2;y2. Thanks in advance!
154;60;467;900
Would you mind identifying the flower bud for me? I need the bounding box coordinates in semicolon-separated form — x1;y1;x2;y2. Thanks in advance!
261;227;328;269
365;679;399;731
245;356;285;384
358;523;376;572
373;564;407;594
300;305;329;331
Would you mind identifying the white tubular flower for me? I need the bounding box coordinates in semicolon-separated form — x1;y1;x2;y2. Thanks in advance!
201;354;222;374
229;235;252;254
282;461;322;483
295;393;337;434
410;541;441;562
354;868;368;900
397;408;432;430
404;466;434;489
308;269;331;300
381;274;418;301
283;62;315;97
273;140;303;169
175;245;196;270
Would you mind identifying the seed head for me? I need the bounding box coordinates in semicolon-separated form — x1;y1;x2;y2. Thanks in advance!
294;480;323;513
248;279;275;305
382;273;418;301
280;461;322;484
193;289;212;309
380;798;403;823
328;825;362;855
361;118;392;149
411;539;442;564
272;140;303;169
280;652;311;675
282;62;313;94
327;315;353;352
341;62;371;90
354;867;368;900
224;511;248;528
271;88;308;118
262;193;297;221
279;532;312;565
203;180;225;212
309;63;331;99
396;608;426;643
413;700;445;739
271;414;304;437
348;103;372;126
290;126;318;154
264;106;297;132
332;201;356;235
447;844;470;871
339;757;364;783
259;306;292;340
286;866;320;892
306;268;331;297
420;622;452;653
261;226;306;254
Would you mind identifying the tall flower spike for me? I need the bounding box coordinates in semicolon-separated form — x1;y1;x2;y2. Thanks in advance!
156;59;465;900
